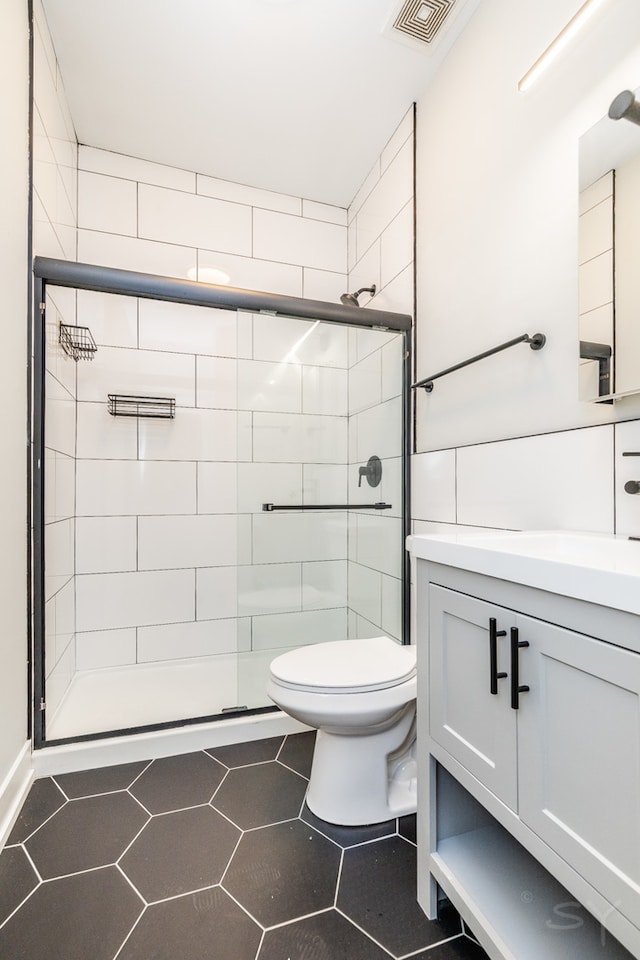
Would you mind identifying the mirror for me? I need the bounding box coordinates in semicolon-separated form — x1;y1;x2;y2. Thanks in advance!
579;85;640;402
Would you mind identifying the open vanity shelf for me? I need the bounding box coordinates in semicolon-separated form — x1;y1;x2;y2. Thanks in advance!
411;532;640;960
431;771;632;960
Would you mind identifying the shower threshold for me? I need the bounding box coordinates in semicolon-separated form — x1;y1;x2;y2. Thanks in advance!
45;650;278;742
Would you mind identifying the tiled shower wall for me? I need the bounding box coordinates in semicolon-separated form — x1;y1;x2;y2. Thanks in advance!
72;298;357;673
346;106;414;642
76;145;348;302
67;314;409;677
72;152;353;676
66;108;413;676
33;0;78;719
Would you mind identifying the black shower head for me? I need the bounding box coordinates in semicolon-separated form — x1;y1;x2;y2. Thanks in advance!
340;285;376;307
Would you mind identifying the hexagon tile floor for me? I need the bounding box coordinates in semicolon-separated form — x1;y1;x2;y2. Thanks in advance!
0;731;489;960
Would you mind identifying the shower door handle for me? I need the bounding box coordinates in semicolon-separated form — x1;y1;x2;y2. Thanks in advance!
262;502;392;511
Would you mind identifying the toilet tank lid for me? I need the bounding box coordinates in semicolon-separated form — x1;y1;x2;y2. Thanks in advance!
270;636;416;691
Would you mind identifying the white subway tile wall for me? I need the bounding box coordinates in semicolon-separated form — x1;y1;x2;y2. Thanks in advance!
70;299;354;667
75;629;137;671
345;106;414;644
411;425;618;535
196;568;239;622
76;569;196;633
71;292;405;672
72;144;353;692
302;560;348;611
411;450;457;525
457;427;614;532
136;619;239;663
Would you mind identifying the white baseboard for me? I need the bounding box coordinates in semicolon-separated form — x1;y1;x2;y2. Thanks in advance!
0;742;34;851
33;711;309;778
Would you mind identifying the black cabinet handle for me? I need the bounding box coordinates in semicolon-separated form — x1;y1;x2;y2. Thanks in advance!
510;626;530;710
489;618;507;695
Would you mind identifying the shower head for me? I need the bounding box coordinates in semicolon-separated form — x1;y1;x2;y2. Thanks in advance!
608;90;640;127
340;285;376;307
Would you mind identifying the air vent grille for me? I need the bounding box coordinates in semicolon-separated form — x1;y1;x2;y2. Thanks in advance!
393;0;457;44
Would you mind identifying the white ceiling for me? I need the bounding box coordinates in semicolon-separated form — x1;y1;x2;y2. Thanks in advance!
42;0;479;208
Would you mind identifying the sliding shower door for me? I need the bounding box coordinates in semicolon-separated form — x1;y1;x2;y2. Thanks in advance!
39;279;407;743
234;314;406;711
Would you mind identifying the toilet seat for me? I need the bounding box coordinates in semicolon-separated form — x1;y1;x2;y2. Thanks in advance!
270;636;416;694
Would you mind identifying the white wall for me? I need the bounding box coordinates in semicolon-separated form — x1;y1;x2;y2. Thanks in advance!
0;0;30;835
412;0;640;539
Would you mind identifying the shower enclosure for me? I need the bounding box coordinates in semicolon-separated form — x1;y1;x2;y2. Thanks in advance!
33;257;412;746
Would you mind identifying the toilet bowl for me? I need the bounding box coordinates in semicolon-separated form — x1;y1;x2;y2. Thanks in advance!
267;636;417;826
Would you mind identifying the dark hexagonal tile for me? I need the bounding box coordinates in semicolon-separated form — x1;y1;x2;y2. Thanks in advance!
0;866;142;960
7;778;66;843
129;752;225;814
412;935;490;959
0;846;39;925
120;805;240;903
301;802;396;848
223;819;340;927
117;887;261;960
278;730;316;778
258;908;390;960
212;761;307;829
206;735;284;767
338;836;460;957
25;792;148;880
399;812;417;844
53;760;149;798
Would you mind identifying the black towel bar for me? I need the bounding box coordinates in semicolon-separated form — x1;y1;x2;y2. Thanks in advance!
411;332;546;392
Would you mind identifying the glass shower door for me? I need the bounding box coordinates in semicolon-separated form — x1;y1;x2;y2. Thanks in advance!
235;314;405;710
40;282;406;742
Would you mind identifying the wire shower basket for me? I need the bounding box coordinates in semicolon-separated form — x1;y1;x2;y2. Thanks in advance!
59;323;97;361
107;395;176;419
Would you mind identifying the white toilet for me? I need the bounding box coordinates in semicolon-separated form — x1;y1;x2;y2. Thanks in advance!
267;635;417;826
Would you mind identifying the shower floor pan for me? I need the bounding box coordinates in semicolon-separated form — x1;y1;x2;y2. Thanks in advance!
46;650;277;741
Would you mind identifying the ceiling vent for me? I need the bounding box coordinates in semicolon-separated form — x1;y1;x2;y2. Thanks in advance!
393;0;457;45
382;0;479;57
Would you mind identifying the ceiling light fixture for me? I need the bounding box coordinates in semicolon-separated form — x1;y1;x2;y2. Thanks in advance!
518;0;609;93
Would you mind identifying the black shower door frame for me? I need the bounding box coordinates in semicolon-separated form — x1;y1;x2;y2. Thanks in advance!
31;256;413;748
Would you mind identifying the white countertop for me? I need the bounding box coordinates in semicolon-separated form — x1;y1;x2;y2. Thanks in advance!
409;530;640;615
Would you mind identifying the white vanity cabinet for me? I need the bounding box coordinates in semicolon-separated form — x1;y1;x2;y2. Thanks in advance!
413;544;640;960
428;587;519;810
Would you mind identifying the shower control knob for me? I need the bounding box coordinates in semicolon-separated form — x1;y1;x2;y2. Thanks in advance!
624;480;640;495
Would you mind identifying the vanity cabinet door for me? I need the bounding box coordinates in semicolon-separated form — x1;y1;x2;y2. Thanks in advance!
517;614;640;929
428;585;518;810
